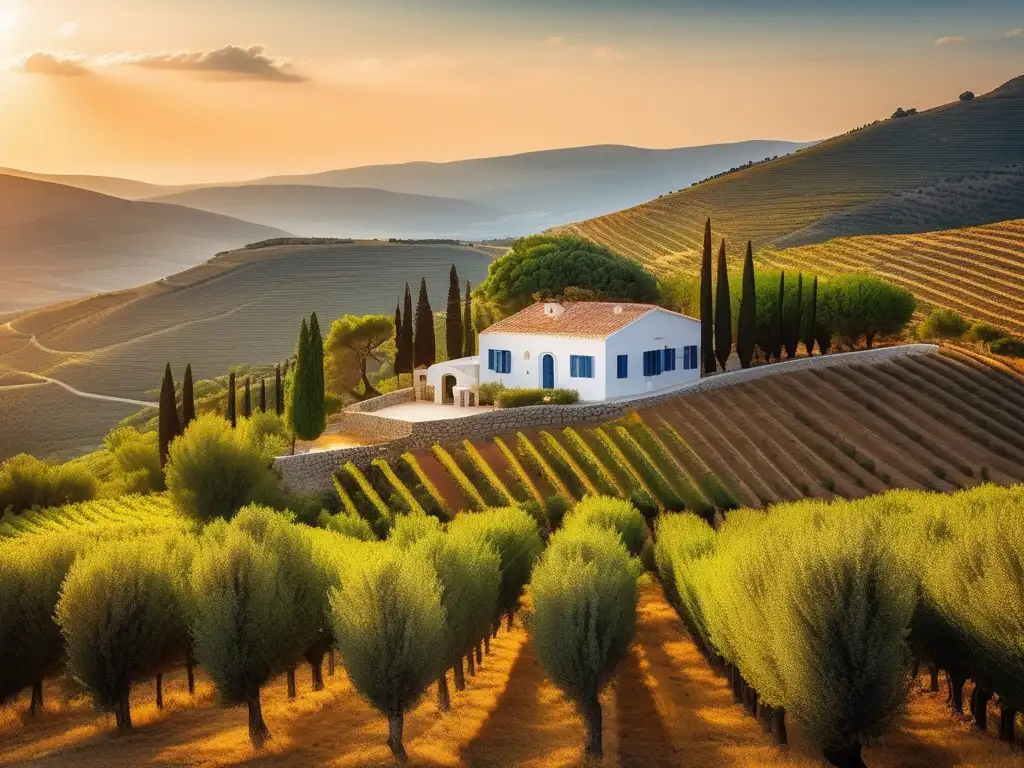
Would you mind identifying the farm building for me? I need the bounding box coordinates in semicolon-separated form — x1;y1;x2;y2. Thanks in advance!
426;301;701;404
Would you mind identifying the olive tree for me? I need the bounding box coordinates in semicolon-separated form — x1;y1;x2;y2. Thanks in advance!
387;513;442;549
0;534;82;713
190;527;291;748
817;274;916;348
330;544;447;762
56;536;183;730
412;529;500;710
562;496;648;556
526;525;640;759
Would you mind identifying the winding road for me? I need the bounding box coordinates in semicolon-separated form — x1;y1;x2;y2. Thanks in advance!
0;370;158;408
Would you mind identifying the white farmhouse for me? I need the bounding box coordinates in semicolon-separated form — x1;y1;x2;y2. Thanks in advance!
425;301;701;404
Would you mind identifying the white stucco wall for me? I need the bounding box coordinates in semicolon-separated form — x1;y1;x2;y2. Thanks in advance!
479;332;608;400
605;310;702;399
426;357;480;403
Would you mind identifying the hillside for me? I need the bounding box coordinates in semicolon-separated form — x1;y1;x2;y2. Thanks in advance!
558;77;1024;274
0;241;494;459
146;185;502;239
0;168;197;200
0;175;287;312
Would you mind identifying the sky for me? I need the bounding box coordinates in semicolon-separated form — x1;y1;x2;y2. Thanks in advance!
0;0;1021;184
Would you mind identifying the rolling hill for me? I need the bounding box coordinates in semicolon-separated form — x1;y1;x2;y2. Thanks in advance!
145;185;502;239
558;76;1024;274
0;241;494;459
0;175;288;313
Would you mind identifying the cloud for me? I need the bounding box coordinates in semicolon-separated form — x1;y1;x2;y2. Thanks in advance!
57;21;78;39
592;46;625;60
103;44;307;83
12;51;90;77
543;36;566;46
1007;28;1024;38
933;35;965;45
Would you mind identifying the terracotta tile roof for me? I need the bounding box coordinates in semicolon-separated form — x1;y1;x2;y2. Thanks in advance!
480;302;680;339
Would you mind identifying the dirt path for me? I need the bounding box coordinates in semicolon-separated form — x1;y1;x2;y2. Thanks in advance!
0;372;157;408
409;449;475;515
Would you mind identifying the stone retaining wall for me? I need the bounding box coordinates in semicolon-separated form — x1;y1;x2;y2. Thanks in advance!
274;344;938;495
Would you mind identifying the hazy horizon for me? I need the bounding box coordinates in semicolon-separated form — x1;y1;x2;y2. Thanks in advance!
1;0;1021;184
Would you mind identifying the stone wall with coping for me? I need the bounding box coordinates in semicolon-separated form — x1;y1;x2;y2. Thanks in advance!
274;344;938;495
343;387;414;413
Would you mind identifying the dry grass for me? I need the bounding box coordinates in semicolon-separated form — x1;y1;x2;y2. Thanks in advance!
5;582;1018;767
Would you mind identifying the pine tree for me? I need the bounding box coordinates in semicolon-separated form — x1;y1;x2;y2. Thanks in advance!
771;272;786;362
309;312;325;410
714;239;732;371
414;278;436;368
159;363;181;469
784;274;803;359
700;219;715;375
289;318;326;442
243;377;252;419
445;264;463;361
396;284;414;380
274;364;283;415
181;364;196;431
803;276;818;356
463;279;475;357
737;241;756;369
227;372;237;428
259;379;267;413
394;303;404;383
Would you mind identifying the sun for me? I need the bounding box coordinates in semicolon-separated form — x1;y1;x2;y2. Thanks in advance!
0;3;18;43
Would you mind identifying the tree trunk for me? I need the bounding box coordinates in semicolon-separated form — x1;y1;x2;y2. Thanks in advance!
467;650;476;677
582;694;603;759
946;671;965;714
910;659;920;679
328;649;336;676
746;686;759;717
388;712;408;762
247;691;271;749
929;665;940;692
770;707;788;746
286;666;297;699
291;436;296;456
155;674;164;710
454;660;466;691
484;635;490;655
865;333;875;350
186;662;196;695
475;642;483;665
823;743;866;768
437;674;451;712
360;360;382;400
113;687;133;731
971;687;992;731
309;655;325;692
730;666;742;703
506;607;515;632
998;702;1017;743
29;681;43;715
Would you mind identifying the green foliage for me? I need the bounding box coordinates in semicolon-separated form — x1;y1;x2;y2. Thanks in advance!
159;362;181;469
477;381;505;406
656;273;699;317
0;454;96;517
562;496;647;556
477;234;658;314
319;510;377;541
388;513;443;549
653;513;716;643
737;241;756;368
700;219;715;374
714;240;732;370
0;533;84;706
414;277;437;368
463;278;476;358
446;264;464;361
967;322;1008;344
817;274;917;348
103;427;164;495
165;413;284;523
56;536;185;728
919;309;970;339
289;317;326;441
498;387;580;408
340;462;395;537
326;313;395;401
990;336;1024;357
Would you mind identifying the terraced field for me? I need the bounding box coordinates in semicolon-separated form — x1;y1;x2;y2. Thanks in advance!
556;77;1024;274
338;349;1024;521
0;241;492;458
760;219;1024;335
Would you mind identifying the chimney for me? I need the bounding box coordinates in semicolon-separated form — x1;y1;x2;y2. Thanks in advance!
613;305;624;315
544;302;565;317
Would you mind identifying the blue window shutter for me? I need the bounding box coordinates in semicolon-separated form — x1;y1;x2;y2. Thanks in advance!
502;350;511;373
617;354;627;379
683;346;690;370
690;345;698;369
488;349;495;371
585;357;592;378
642;351;649;376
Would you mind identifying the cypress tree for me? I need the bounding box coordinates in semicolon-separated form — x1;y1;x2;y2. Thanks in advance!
803;276;818;356
181;364;196;431
463;279;475;358
737;241;756;369
290;318;326;443
700;218;715;375
397;284;414;379
394;303;404;383
770;272;785;362
274;364;283;415
446;264;463;361
259;379;267;413
414;278;436;368
158;363;180;469
243;377;252;419
309;313;325;410
714;239;732;371
227;372;237;428
785;274;803;359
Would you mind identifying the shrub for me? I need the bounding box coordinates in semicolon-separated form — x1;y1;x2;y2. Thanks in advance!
166;414;283;523
388;513;443;549
319;510;376;541
498;387;579;408
190;526;293;748
629;490;659;525
817;274;916;348
991;337;1024;357
330;545;447;761
0;455;96;516
526;525;640;759
959;91;975;101
103;427;164;494
0;534;84;712
56;536;184;731
967;323;1008;344
562;496;647;556
544;494;570;529
477;381;505;406
340;462;394;536
918;309;970;339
